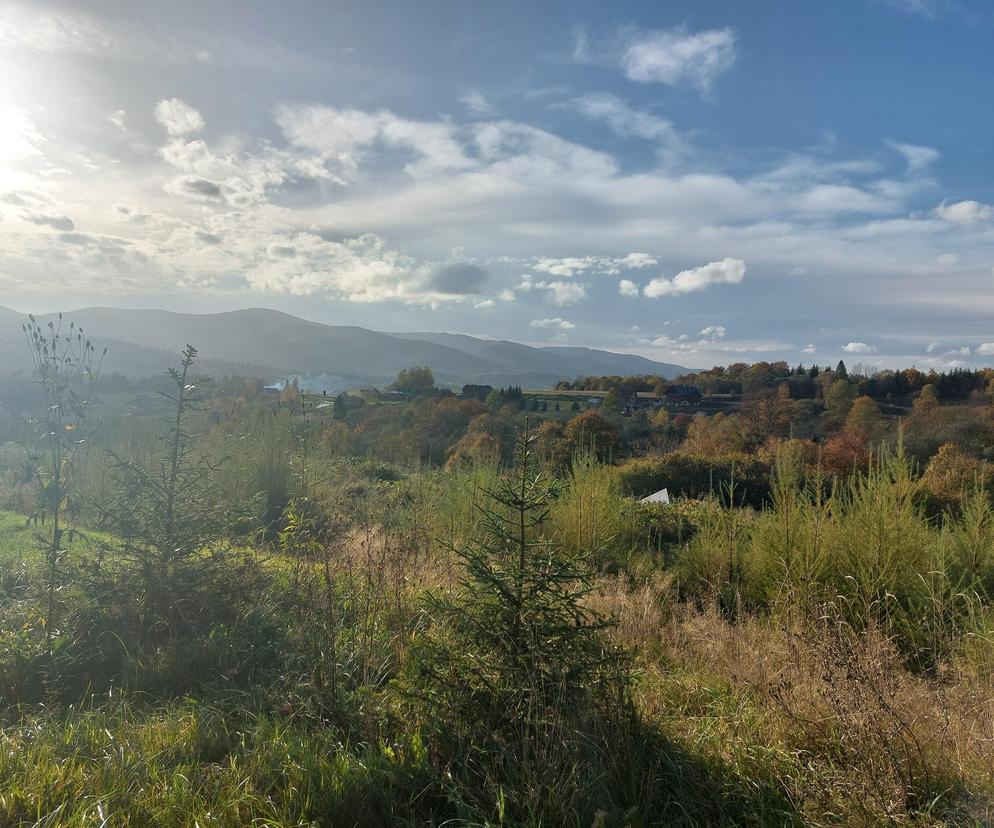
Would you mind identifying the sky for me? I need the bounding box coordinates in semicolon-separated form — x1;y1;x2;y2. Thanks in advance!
1;0;993;371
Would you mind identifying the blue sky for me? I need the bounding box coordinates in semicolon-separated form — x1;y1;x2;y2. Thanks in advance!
0;0;993;370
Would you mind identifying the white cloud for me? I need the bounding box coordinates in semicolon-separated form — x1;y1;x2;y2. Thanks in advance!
536;280;588;306
801;344;816;354
534;257;601;278
3;88;991;347
926;342;939;353
885;139;940;172
0;2;339;72
154;99;204;136
976;343;994;355
530;317;575;329
460;90;495;117
651;335;679;347
698;325;726;338
842;342;876;354
242;231;442;302
934;200;994;224
620;28;737;91
278;106;380;158
0;2;209;63
618;279;640;297
644;257;746;298
569;93;686;159
532;252;659;278
278;105;474;178
618;252;657;269
882;0;944;17
0;107;45;171
108;110;126;130
936;252;959;265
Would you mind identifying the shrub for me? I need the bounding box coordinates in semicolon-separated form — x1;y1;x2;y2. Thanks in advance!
617;452;772;509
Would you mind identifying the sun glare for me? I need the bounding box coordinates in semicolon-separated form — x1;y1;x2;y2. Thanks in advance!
0;104;42;189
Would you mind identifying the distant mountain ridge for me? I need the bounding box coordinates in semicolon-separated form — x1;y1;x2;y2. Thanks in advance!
0;306;689;387
389;331;688;381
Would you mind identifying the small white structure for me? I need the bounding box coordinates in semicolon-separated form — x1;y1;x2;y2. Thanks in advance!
640;488;670;505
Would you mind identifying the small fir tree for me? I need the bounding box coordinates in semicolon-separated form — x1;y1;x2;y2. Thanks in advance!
104;345;225;641
415;426;626;764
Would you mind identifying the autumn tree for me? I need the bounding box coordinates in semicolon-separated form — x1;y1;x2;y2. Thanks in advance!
919;442;990;511
562;410;618;461
279;378;302;410
824;378;857;422
392;365;435;395
820;428;870;476
914;384;940;414
682;412;747;457
742;384;794;444
845;395;884;443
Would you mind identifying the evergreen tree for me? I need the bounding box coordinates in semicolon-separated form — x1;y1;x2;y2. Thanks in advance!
415;428;626;764
104;346;226;641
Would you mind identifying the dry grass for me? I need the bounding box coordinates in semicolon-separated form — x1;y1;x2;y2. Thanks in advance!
583;565;994;825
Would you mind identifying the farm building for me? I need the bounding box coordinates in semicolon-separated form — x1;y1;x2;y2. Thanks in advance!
461;384;494;401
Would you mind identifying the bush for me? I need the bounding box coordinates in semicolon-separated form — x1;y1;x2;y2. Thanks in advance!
617;452;772;509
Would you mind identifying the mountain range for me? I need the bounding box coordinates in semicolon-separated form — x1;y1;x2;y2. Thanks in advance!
0;306;689;388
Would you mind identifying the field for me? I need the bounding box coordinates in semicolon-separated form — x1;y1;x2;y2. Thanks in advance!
2;342;994;825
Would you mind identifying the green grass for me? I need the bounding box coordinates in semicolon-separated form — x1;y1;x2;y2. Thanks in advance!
0;700;444;827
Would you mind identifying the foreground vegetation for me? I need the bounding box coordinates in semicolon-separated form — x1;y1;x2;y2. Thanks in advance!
1;321;993;825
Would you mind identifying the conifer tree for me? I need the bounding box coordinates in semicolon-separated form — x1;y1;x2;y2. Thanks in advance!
104;345;225;640
417;426;625;751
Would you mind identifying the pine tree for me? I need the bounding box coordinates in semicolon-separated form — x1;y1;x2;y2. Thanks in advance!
104;345;225;641
416;427;625;752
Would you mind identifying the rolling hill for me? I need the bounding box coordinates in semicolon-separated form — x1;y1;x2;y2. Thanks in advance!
0;306;689;388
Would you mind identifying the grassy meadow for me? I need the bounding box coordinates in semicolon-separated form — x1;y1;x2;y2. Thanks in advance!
1;329;993;826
